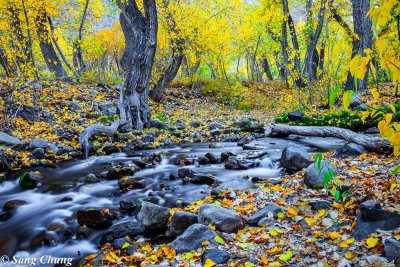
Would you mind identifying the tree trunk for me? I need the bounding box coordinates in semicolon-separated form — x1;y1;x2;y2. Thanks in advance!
0;47;14;77
119;0;157;130
73;0;89;74
262;56;273;81
266;124;392;154
281;21;290;80
150;44;184;102
36;8;70;81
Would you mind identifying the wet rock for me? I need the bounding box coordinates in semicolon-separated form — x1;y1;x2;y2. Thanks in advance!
219;232;235;242
209;122;222;130
137;201;170;231
246;202;283;224
0;236;17;257
191;175;216;185
169;170;179;180
173;157;193;166
0;212;12;221
84;173;99;183
210;129;221;136
202;249;231;265
198;156;210;165
221;152;236;162
161;138;172;145
288;111;304;121
177;168;195;178
118;177;147;190
309;200;331;210
30;230;59;249
166;211;198;237
211;186;225;196
334;143;366;159
237;136;252;146
111;237;130;250
257;217;276;227
280;143;312;171
3;200;27;211
150;119;169;129
209;143;224;148
47;222;64;232
198;204;243;233
0;133;22;148
77;209;113;229
119;200;138;212
28;139;48;149
170;224;218;253
225;157;256;170
102;144;120;155
204;153;218;164
304;160;338;189
59;196;73;202
100;221;145;245
384;237;400;262
19;171;41;189
243;144;258;150
105;169;119;180
354;202;400;241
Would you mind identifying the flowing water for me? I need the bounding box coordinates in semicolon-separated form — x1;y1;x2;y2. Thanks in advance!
0;135;344;266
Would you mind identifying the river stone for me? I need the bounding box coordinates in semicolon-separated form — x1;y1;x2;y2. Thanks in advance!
384;237;400;262
102;144;120;155
118;177;147;190
32;148;45;159
100;221;145;245
0;236;17;257
198;156;210;165
257;217;276;227
198;204;243;233
309;200;331;210
166;211;198;237
225;157;246;170
170;224;218;253
189;121;201;128
209;122;222;130
28;139;48;149
280;143;312;171
3;200;27;211
84;173;99;183
246;202;283;224
0;133;22;148
77;209;113;230
137;201;170;231
354;202;400;241
177;168;195;178
202;249;231;265
221;152;236;162
19;171;41;189
350;96;362;108
237;136;252;146
288;111;304;121
190;175;216;185
304;160;338;189
204;153;218;164
334;143;366;159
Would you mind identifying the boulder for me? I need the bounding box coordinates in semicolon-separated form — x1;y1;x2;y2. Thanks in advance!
100;221;145;245
150;119;169;129
32;148;45;159
221;152;236;162
246;202;283;224
288;111;304;121
202;249;231;265
198;156;210;165
334;143;366;159
225;157;256;170
198;204;243;233
28;139;48;149
280;143;312;171
350;96;362;108
84;174;99;183
3;200;27;211
102;144;120;155
169;224;218;253
237;136;252;146
189;121;201;128
204;153;218;164
19;171;41;189
354;202;400;241
304;160;338;189
166;211;198;237
77;209;113;229
257;217;276;227
118;177;147;190
190;175;216;185
137;201;170;231
177;168;195;178
309;200;331;211
209;122;222;130
384;237;400;262
0;133;22;148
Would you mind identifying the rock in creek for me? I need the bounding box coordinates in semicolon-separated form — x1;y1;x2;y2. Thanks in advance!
118;177;148;190
334;143;366;159
77;209;113;230
198;204;243;233
19;171;41;189
280;143;312;171
3;200;27;211
137;201;170;231
100;221;145;245
0;132;22;148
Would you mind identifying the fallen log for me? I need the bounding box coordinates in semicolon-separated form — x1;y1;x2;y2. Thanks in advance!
265;124;392;154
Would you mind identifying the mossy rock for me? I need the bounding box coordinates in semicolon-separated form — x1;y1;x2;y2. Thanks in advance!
19;171;39;189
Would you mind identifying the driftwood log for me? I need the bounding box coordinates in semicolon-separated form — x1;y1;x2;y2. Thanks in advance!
265;124;392;154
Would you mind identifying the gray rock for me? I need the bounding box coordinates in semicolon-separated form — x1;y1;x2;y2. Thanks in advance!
28;139;48;149
359;104;369;111
69;102;83;111
309;200;331;210
118;177;147;190
166;211;198;237
189;121;201;128
246;202;283;224
190;175;216;185
32;148;45;159
198;204;243;233
111;237;130;249
280;143;312;171
177;168;195;178
304;160;338;189
99;102;117;116
384;237;400;262
210;129;221;136
100;221;145;245
257;217;276;227
0;133;22;148
204;153;218;164
334;143;366;159
209;122;222;130
137;201;170;231
202;249;231;265
288;111;304;121
150;119;168;129
84;173;99;183
354;202;400;241
350;96;362;108
170;224;218;253
237;136;252;146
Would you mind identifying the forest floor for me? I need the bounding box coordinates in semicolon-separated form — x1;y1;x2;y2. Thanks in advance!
1;79;400;266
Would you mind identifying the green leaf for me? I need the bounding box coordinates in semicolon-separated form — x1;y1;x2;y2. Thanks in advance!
277;212;285;219
335;190;340;200
391;165;400;175
215;235;224;244
214;201;221;206
279;250;293;262
184;252;194;259
121;242;130;249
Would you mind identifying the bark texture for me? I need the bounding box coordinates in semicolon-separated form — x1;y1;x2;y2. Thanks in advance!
262;56;273;81
266;124;392;154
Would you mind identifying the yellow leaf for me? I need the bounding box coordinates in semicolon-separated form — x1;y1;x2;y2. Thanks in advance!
150;255;158;261
245;263;255;267
390;183;397;191
330;232;342;240
215;235;224;244
202;240;210;246
185;252;194;259
366;237;379;248
385;113;393;124
287;207;298;217
389;104;396;113
340;241;348;247
205;259;216;267
345;251;357;259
